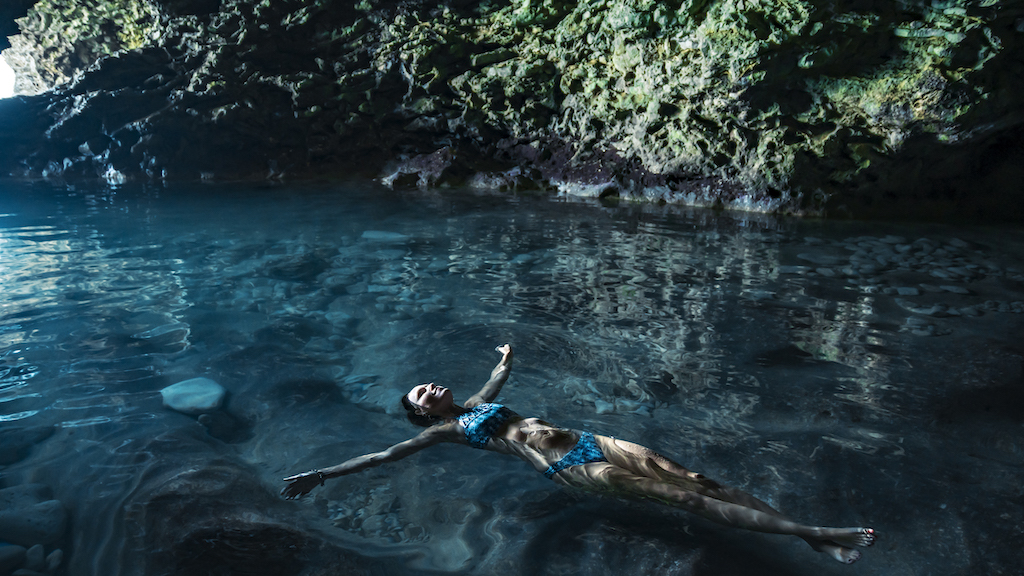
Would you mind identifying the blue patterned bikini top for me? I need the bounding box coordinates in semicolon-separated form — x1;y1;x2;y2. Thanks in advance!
456;403;517;448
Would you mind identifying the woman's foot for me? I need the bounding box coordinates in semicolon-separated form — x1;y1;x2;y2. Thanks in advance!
815;541;862;564
804;528;876;564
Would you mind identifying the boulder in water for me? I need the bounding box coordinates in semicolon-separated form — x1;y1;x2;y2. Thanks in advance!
160;377;227;415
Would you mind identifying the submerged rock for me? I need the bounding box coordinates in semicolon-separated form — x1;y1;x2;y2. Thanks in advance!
198;411;252;444
160;377;227;415
0;426;54;465
0;545;27;573
360;231;409;243
45;549;63;572
262;251;332;283
0;489;68;547
24;544;44;572
120;459;388;576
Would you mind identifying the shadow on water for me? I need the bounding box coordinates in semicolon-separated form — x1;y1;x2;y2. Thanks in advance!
519;498;821;576
932;347;1024;424
936;379;1024;423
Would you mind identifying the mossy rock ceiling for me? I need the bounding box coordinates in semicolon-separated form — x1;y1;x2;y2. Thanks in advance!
1;0;1022;220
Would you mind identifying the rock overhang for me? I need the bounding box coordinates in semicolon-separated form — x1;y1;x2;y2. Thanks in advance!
0;0;1021;222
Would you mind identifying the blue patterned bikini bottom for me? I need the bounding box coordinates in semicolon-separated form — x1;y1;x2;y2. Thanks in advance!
543;431;608;479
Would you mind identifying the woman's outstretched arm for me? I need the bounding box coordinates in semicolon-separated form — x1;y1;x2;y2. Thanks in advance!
281;425;453;499
464;344;513;408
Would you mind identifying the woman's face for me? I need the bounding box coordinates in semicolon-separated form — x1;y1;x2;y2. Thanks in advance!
406;382;454;415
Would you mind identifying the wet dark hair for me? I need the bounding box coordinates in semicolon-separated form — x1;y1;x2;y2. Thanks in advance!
400;393;444;427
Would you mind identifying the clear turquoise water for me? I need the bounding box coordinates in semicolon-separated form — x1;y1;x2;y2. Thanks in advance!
1;180;1022;575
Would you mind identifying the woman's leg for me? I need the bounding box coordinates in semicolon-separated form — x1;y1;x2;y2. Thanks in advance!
595;436;877;562
560;463;875;563
599;437;786;512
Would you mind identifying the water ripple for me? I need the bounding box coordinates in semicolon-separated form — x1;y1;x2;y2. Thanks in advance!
0;409;40;422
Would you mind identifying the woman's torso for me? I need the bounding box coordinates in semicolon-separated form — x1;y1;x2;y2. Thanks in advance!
449;403;712;490
453;403;601;476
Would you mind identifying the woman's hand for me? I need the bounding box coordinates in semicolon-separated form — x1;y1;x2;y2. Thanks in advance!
467;344;514;407
281;470;325;500
492;343;513;374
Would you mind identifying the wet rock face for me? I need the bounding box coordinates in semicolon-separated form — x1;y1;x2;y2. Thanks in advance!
2;0;1024;220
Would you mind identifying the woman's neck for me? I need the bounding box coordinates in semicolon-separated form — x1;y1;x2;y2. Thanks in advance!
437;403;467;419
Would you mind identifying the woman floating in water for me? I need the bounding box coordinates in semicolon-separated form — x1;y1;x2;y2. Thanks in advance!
283;344;876;563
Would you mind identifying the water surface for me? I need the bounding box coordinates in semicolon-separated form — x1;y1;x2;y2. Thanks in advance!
1;180;1022;575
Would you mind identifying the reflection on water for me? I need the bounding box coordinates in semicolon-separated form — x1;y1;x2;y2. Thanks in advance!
0;180;1022;575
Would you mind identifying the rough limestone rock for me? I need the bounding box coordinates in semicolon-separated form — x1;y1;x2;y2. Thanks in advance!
160;377;227;415
3;0;161;95
1;0;1023;221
